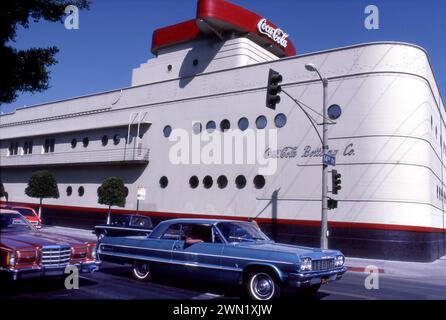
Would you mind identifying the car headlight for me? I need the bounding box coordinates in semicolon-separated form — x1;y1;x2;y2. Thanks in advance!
300;257;312;271
91;246;97;260
9;252;16;266
335;255;345;267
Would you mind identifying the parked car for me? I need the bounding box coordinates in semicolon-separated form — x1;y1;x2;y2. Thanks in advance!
98;218;347;300
0;209;100;281
3;205;42;229
94;214;153;240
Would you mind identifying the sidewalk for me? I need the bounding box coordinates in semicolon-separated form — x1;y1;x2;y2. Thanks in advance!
41;226;446;278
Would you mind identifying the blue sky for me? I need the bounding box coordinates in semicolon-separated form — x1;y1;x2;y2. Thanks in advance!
1;0;445;113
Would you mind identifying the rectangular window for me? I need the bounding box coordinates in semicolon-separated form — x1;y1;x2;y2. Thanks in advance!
8;142;19;156
23;140;33;155
43;138;55;153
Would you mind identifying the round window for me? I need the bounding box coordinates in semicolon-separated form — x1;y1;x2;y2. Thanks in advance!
82;137;89;148
206;121;216;133
238;117;249;131
102;135;109;146
256;116;267;129
274;113;287;128
220;119;231;132
235;175;247;189
78;186;85;197
66;186;73;196
189;176;199;189
253;175;266;189
113;134;121;145
328;104;342;120
193;122;202;135
160;176;169;189
203;176;213;189
71;139;77;149
163;126;172;138
217;176;228;189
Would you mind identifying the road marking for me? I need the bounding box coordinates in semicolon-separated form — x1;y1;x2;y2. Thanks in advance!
192;293;222;300
320;289;378;300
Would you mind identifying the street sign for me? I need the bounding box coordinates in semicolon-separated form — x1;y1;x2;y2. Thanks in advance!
137;187;146;201
323;154;336;166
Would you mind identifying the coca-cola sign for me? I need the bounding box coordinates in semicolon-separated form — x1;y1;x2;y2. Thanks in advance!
257;18;289;48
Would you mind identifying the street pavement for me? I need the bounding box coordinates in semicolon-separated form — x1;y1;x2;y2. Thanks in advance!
2;261;446;300
2;225;443;300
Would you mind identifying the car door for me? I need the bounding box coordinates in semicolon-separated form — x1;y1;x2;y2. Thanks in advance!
172;224;224;281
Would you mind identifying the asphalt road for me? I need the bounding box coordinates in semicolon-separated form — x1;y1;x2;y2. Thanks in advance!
1;262;445;300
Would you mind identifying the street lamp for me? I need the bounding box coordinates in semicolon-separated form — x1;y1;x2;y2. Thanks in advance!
305;63;329;250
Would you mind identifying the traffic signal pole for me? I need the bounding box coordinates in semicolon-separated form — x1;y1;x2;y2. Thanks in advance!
321;78;329;250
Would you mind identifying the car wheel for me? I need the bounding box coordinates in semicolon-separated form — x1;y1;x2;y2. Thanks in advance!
131;261;151;281
246;271;280;300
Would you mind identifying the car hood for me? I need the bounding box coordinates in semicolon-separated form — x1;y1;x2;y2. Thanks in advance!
1;230;86;250
236;241;341;258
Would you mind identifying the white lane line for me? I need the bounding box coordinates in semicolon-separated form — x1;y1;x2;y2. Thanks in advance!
320;289;378;300
192;293;222;300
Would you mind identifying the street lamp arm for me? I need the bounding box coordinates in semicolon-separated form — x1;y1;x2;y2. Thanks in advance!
282;89;323;144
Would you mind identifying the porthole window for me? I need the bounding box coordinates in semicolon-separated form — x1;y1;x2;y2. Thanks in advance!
167;64;172;72
253;175;266;189
71;139;77;149
78;186;84;197
206;121;216;133
274;113;287;128
217;175;228;189
220;119;231;132
163;126;172;138
189;176;199;189
238;117;249;131
256;116;267;129
82;137;89;148
235;175;247;189
203;176;213;189
193;59;199;66
160;176;169;189
113;134;121;145
102;135;109;146
193;122;202;134
66;186;72;196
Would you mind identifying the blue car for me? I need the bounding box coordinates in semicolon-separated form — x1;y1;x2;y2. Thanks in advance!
97;218;347;300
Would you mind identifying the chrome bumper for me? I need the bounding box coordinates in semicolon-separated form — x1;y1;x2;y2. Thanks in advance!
1;261;101;281
287;266;347;288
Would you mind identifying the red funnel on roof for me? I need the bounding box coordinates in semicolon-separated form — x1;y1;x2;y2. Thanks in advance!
151;0;296;58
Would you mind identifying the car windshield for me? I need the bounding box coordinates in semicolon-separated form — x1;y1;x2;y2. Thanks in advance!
14;208;36;217
0;213;35;232
216;222;269;243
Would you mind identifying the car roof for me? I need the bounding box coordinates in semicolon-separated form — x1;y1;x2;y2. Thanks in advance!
158;218;250;226
0;208;21;214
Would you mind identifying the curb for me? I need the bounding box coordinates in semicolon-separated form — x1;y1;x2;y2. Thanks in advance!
346;266;385;274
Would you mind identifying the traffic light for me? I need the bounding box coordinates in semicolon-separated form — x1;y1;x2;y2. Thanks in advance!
332;169;342;194
327;198;338;210
266;69;283;109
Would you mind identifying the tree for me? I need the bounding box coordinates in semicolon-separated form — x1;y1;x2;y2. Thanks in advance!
25;170;59;218
0;0;90;104
97;177;127;224
0;182;8;201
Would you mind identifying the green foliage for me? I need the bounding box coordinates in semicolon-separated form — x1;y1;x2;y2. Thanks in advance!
0;0;90;104
25;170;60;199
97;177;127;208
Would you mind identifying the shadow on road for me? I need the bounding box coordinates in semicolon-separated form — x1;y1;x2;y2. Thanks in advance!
0;277;97;299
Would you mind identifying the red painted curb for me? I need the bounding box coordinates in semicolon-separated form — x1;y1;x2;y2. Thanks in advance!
347;266;385;274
